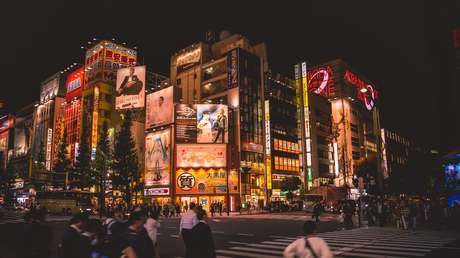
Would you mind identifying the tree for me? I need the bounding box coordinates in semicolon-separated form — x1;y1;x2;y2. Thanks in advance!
0;161;20;205
112;111;140;210
72;118;93;189
92;121;111;215
54;129;71;174
280;176;302;201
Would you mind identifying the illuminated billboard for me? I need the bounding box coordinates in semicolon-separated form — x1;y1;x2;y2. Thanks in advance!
176;47;201;73
197;104;228;143
66;67;84;100
40;77;59;103
116;65;146;109
176;168;227;194
175;104;197;143
145;128;171;186
343;70;378;111
177;144;226;168
307;66;335;96
146;86;174;129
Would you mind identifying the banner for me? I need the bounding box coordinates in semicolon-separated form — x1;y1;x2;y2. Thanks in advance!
196;104;228;143
176;168;227;194
145;129;171;186
146;86;174;129
115;65;145;109
177;144;226;168
176;47;201;74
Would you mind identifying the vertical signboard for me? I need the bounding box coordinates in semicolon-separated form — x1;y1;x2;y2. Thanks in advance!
264;100;272;190
145;87;174;129
145;129;171;186
227;49;239;89
301;62;313;189
46;128;53;170
91;86;99;159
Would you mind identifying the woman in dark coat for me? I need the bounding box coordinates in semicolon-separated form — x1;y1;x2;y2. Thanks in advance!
190;209;216;258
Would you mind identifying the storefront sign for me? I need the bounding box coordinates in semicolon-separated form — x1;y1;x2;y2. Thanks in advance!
46;128;53;170
144;187;170;196
176;168;227;194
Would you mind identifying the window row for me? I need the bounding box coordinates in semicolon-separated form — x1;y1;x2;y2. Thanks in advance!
274;156;300;172
274;139;300;153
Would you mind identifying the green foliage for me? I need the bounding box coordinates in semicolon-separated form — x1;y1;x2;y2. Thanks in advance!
72;117;93;189
111;111;139;209
54;129;71;173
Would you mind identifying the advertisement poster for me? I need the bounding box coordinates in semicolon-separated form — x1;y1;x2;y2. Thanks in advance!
145;129;171;186
176;47;201;73
115;65;145;109
146;87;174;129
196;104;228;143
176;168;227;194
175;104;197;143
228;169;239;193
176;144;226;168
40;77;59;103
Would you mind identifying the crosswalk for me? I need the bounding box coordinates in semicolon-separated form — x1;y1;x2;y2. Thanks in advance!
0;211;24;225
227;213;336;221
216;227;458;258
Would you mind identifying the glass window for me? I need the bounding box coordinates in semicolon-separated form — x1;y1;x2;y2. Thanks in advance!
201;78;227;98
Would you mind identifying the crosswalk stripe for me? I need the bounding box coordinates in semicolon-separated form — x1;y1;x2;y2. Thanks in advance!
346;248;425;257
338;251;404;258
229;246;283;255
216;249;280;258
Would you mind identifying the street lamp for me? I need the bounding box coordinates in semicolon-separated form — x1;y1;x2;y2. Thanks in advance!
360;87;368;93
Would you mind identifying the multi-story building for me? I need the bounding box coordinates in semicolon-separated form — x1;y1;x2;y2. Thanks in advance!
63;66;84;164
82;40;137;158
0;115;14;172
264;74;301;200
170;32;269;208
380;128;410;181
32;72;67;173
296;59;382;197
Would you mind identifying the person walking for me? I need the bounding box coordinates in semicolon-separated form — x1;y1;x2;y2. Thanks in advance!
58;213;92;258
99;222;137;258
190;209;216;258
283;221;333;258
343;202;354;229
127;211;155;258
145;211;161;258
312;202;322;223
179;202;199;258
408;201;418;230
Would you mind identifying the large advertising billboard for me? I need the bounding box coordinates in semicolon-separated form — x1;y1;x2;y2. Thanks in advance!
146;86;174;129
196;104;228;143
115;66;145;109
40;77;59;103
176;168;227;194
66;67;84;101
176;144;226;168
145;129;171;186
175;104;197;143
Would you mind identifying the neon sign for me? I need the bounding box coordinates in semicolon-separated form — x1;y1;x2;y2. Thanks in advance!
344;70;378;111
307;66;334;96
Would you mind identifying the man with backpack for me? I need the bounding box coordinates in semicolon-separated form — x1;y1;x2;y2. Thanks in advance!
283;221;333;258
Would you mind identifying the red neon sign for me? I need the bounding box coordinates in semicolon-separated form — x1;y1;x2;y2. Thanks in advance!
344;70;378;110
307;66;334;96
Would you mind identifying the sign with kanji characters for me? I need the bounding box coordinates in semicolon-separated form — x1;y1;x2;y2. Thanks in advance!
175;168;227;194
176;144;226;168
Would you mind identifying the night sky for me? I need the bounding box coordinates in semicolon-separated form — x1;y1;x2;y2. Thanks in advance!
0;1;458;151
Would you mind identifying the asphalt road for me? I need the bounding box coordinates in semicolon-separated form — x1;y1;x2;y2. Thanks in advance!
1;211;459;258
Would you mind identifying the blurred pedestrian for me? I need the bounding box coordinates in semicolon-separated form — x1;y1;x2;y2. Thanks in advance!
17;209;52;258
283;221;333;258
145;211;161;258
58;212;91;258
190;209;216;258
408;201;418;230
180;202;199;258
127;210;155;258
312;202;322;223
99;222;137;258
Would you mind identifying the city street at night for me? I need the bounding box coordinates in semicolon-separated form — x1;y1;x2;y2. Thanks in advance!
1;210;460;258
2;1;460;258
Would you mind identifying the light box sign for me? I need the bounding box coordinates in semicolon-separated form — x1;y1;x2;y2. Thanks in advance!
197;104;228;143
146;86;174;129
145;129;171;186
176;47;201;74
144;187;170;196
176;168;227;194
116;66;146;110
175;104;197;143
176;144;226;168
343;70;378;111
